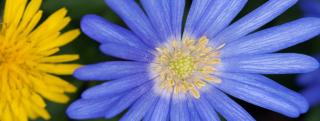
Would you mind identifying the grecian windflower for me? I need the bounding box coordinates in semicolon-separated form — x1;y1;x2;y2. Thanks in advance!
0;0;80;120
68;0;320;121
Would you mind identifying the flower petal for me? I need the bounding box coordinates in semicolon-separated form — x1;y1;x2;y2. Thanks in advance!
81;73;151;99
170;94;190;121
74;61;148;81
215;72;309;113
221;18;320;57
183;0;211;37
170;0;185;40
141;0;172;41
205;0;247;39
100;43;154;62
120;91;159;121
105;82;153;118
192;96;220;121
205;86;255;121
191;0;229;38
150;90;172;121
211;0;297;47
67;97;119;119
297;69;320;86
105;0;161;48
187;97;202;121
214;77;301;117
219;53;319;74
301;84;320;106
81;14;148;49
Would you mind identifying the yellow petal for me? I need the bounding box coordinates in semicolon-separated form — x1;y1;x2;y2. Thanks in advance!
36;64;81;75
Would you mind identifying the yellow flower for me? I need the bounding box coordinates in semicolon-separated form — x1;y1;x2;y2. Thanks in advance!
0;0;80;120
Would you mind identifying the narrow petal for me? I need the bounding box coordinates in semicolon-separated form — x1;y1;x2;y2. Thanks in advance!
192;96;220;121
205;86;255;121
100;43;154;62
221;18;320;57
81;14;148;49
187;97;202;121
105;82;153;118
141;0;172;41
205;0;247;38
170;0;185;40
191;0;229;38
150;90;172;121
184;0;211;37
67;97;119;119
170;94;190;121
211;0;297;47
105;0;161;48
215;72;309;113
214;78;301;117
297;69;320;86
219;53;319;74
74;61;148;81
301;84;320;106
81;73;151;99
120;91;159;121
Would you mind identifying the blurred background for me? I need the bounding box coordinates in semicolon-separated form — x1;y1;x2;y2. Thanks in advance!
25;0;320;121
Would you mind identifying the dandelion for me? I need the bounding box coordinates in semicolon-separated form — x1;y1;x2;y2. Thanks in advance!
0;0;80;120
68;0;320;120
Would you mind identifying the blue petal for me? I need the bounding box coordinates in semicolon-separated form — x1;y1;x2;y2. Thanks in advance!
170;94;190;121
192;96;220;121
205;86;255;121
205;0;247;39
140;0;172;41
214;77;301;117
143;102;156;121
215;72;309;113
184;0;212;37
187;97;201;121
81;73;151;99
105;82;153;118
211;0;297;47
150;90;172;121
302;84;320;106
191;0;229;38
120;91;159;121
104;0;161;48
74;61;148;81
219;53;319;74
81;14;148;49
170;0;185;40
299;0;320;17
221;18;320;58
297;68;320;86
67;97;119;119
100;43;154;62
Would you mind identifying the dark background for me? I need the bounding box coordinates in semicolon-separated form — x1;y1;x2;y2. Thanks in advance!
20;0;320;121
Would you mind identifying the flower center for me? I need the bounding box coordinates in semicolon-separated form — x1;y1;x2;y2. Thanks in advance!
169;56;195;78
150;36;224;99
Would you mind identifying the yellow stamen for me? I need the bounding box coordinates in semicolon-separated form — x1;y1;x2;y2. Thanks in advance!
151;36;223;99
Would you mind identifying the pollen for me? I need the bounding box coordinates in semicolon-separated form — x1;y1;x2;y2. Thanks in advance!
169;56;195;78
150;36;224;99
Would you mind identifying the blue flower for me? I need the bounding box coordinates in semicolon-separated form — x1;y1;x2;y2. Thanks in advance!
68;0;320;120
297;55;320;106
297;0;320;107
300;0;320;17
